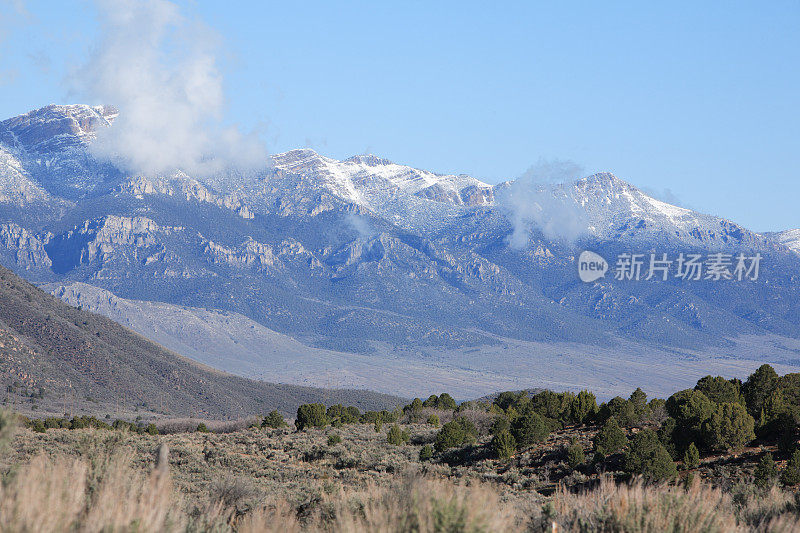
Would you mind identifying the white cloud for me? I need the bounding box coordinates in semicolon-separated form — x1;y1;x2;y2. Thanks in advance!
497;158;589;249
345;213;376;240
75;0;267;179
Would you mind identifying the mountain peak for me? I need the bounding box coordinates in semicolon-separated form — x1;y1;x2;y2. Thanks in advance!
0;104;117;153
577;172;629;189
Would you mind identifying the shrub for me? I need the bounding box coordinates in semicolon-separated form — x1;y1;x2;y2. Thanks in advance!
436;393;457;411
781;450;800;486
755;453;777;488
427;414;440;427
695;375;744;405
435;417;477;452
683;442;700;469
566;441;586;468
210;476;257;512
262;410;287;429
570;390;598;425
374;420;383;433
510;411;549;449
295;403;328;430
629;388;651;424
387;424;410;446
701;402;755;452
491;430;516;460
599;397;637;428
31;419;46;433
490;417;510;436
743;364;779;419
327;434;342;446
196;423;210;433
594;417;627;456
549;477;737;532
665;389;715;452
145;423;159;435
624;429;677;481
419;444;434;461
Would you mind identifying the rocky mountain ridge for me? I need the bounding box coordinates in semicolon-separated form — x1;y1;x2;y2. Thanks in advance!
0;104;798;398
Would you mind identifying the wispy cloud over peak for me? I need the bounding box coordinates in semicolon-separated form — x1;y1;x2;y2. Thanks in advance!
497;158;589;249
73;0;268;180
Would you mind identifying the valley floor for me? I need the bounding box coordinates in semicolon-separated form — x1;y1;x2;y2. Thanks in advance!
48;282;800;400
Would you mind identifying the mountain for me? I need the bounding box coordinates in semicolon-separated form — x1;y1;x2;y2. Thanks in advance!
1;104;800;400
0;263;402;418
766;229;800;255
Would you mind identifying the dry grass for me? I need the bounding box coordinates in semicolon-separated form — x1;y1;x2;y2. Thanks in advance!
325;476;521;532
0;449;514;532
0;451;181;532
548;476;800;533
4;417;800;532
156;417;260;434
551;476;739;532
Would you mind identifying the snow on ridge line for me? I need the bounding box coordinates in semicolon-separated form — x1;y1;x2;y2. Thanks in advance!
269;148;494;209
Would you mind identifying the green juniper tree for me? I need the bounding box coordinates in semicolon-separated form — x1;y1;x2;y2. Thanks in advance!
755;453;777;488
594;416;628;457
683;442;700;469
624;429;677;481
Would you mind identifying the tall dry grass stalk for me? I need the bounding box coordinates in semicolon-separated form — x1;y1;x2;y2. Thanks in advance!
0;449;183;532
327;476;520;533
82;450;183;532
551;476;743;532
0;454;87;531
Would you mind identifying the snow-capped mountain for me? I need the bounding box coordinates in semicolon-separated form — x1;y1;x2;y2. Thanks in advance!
766;229;800;255
272;149;493;208
552;173;764;249
1;104;799;398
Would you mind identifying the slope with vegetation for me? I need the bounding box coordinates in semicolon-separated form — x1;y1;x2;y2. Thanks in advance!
6;365;800;530
0;264;402;419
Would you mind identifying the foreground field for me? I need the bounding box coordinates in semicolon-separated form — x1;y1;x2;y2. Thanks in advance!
3;417;800;532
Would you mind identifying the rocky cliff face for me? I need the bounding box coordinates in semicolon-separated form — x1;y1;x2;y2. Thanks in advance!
0;223;51;271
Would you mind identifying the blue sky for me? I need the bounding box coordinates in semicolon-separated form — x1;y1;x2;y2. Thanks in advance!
0;1;798;231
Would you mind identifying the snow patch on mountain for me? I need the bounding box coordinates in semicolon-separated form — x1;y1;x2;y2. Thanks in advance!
562;173;760;248
271;149;494;209
0;146;54;205
0;104;116;153
765;229;800;254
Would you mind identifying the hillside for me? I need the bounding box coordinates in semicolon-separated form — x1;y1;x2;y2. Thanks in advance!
0;264;402;418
